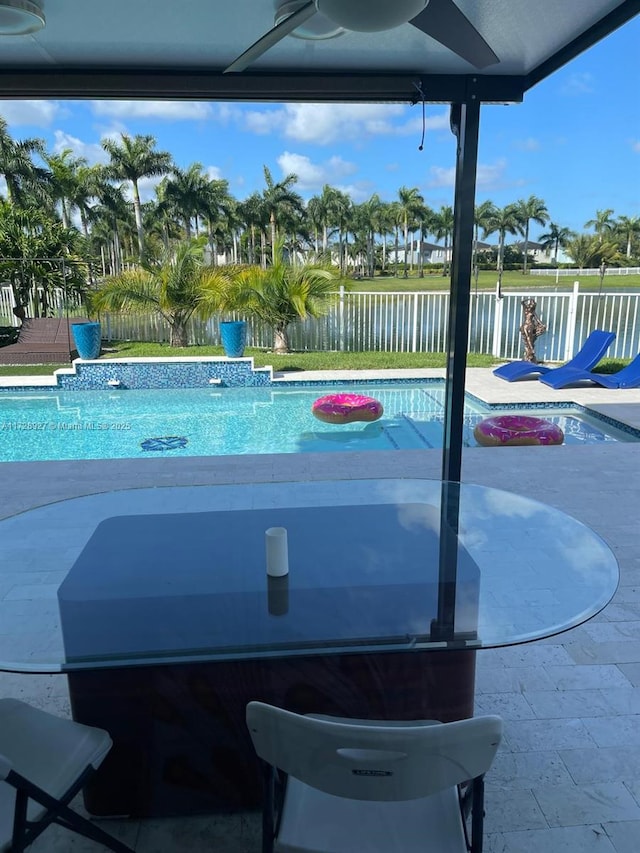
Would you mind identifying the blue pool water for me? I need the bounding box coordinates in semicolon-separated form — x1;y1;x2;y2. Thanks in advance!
0;382;635;462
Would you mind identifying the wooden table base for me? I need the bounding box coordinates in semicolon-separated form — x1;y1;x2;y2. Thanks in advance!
68;648;476;817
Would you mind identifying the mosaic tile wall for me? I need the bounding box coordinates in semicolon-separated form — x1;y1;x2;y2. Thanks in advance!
55;358;273;390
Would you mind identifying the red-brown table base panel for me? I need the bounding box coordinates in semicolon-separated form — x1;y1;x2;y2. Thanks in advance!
68;648;476;818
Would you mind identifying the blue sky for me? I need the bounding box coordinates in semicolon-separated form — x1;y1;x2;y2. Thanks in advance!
0;15;638;240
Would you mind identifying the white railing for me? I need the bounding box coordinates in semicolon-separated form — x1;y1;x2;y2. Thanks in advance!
0;285;84;324
531;267;640;276
4;282;640;362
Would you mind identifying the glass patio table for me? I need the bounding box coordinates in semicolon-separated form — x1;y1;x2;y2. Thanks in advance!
0;479;618;816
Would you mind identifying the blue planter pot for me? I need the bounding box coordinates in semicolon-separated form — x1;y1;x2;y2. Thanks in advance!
220;320;246;358
72;321;102;360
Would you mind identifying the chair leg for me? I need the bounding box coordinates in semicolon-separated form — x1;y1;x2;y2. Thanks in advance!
470;776;485;853
7;768;134;853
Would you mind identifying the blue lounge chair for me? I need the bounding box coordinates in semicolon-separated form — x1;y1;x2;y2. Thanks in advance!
539;352;640;390
493;330;616;382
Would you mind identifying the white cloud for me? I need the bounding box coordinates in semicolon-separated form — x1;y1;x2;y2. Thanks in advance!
632;140;640;153
513;137;541;152
91;101;213;120
428;159;509;191
0;100;59;127
476;159;510;189
206;165;223;180
277;152;357;190
243;109;283;136
242;104;449;145
428;166;456;188
560;72;595;95
334;183;372;203
52;130;108;165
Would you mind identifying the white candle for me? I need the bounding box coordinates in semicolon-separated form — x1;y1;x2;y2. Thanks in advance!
265;527;289;577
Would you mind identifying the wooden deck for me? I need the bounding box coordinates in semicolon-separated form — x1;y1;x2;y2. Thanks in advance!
0;318;86;364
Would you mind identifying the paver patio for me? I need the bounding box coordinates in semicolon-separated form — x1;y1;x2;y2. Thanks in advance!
1;368;639;852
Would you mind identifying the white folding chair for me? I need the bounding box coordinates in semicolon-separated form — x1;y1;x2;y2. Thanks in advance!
0;698;133;852
247;701;502;853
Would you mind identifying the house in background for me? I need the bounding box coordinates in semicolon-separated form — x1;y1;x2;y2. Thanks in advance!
512;241;571;265
390;240;495;267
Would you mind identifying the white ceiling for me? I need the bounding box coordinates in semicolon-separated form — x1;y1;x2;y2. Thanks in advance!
0;0;636;101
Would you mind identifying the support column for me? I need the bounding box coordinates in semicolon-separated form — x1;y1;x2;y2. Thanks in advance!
433;97;481;642
441;97;481;484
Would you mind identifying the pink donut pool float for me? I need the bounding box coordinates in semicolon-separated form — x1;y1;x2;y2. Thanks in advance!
312;393;384;425
474;415;564;447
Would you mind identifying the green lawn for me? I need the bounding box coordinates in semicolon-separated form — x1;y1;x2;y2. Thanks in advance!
0;344;498;376
0;345;631;377
347;270;640;292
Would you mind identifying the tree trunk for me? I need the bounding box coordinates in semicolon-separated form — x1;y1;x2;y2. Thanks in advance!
523;222;530;275
394;228;399;276
403;220;409;278
273;325;289;354
170;322;188;347
250;225;256;264
261;232;267;269
132;180;145;258
270;213;277;264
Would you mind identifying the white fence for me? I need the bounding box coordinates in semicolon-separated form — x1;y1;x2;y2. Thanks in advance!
3;283;640;362
0;284;84;321
532;267;640;276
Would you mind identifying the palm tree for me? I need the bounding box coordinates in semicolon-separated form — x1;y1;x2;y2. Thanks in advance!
101;133;173;258
360;193;384;278
45;148;88;229
318;184;343;256
397;186;425;278
538;222;574;265
614;215;640;258
306;195;324;255
0;117;49;208
162;163;209;240
261;166;304;265
415;203;434;278
483;203;521;285
229;240;341;353
238;192;267;266
89;241;237;347
89;180;136;274
432;206;455;276
564;234;619;269
584;208;615;242
70;163;110;240
0;202;89;316
202;178;234;263
472;200;496;286
325;189;352;275
514;195;549;274
375;201;396;275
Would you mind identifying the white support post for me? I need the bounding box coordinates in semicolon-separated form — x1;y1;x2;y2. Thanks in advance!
492;282;504;357
411;291;419;352
564;281;580;360
338;285;345;352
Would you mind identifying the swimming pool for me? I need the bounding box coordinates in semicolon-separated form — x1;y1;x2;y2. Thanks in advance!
0;381;636;462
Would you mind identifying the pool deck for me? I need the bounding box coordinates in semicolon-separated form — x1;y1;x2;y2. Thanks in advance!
1;368;640;852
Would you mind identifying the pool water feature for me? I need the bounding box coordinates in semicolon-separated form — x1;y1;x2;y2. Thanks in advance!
0;382;635;462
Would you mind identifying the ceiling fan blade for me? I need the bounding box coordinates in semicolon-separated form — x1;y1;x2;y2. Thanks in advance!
409;0;499;68
224;2;317;73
